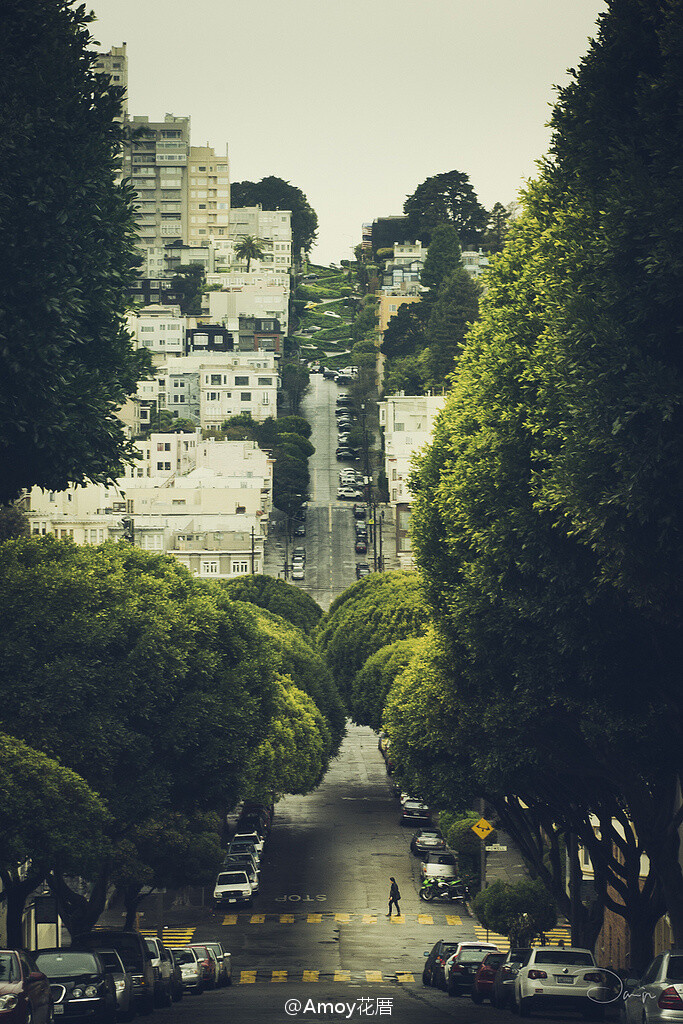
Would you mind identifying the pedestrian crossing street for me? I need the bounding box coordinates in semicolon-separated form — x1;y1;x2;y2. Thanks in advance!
220;912;464;926
472;924;572;951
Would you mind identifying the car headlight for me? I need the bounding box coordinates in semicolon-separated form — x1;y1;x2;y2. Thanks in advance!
72;987;83;998
0;994;18;1011
85;985;98;997
115;979;125;994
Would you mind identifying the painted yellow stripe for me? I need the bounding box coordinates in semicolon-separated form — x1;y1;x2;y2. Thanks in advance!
250;914;265;925
272;971;287;983
335;913;350;923
307;914;322;924
334;971;350;982
390;915;405;924
365;971;383;983
397;973;415;983
240;971;257;984
280;915;295;924
303;970;319;982
417;914;434;925
446;915;462;925
222;915;238;926
362;915;377;924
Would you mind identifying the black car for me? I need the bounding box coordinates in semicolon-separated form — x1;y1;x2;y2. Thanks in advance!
447;946;498;997
336;449;357;461
355;563;371;579
355;539;367;554
423;940;464;989
293;523;306;537
71;930;155;1016
35;949;117;1023
353;504;366;520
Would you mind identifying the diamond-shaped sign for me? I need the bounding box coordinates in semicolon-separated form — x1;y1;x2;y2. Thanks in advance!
471;817;494;840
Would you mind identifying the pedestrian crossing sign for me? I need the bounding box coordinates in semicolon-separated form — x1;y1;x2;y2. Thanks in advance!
471;817;494;839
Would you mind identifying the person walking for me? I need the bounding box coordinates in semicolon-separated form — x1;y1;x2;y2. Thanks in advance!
386;877;401;917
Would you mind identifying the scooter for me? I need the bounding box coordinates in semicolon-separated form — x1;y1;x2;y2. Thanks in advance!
419;877;470;903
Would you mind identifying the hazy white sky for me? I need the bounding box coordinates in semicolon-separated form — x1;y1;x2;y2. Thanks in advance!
87;0;607;265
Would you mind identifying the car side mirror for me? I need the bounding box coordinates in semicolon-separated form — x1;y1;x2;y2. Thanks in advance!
424;952;429;957
29;971;45;982
624;976;641;991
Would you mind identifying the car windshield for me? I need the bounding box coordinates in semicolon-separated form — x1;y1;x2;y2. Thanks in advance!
217;872;248;885
36;952;99;977
440;943;461;957
0;953;19;982
144;940;158;955
174;950;196;965
96;951;123;972
667;956;683;981
534;952;594;966
432;854;456;865
485;954;507;967
459;949;491;963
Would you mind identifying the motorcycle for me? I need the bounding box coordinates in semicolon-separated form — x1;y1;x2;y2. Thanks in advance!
419;877;470;903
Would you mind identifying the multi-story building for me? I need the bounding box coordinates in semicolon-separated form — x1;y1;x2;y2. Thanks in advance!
187;145;230;245
93;44;128;117
377;293;422;335
127;305;186;356
378;392;446;566
186;318;283;358
158;352;278;428
229;207;292;272
122;113;190;251
206;283;290;336
461;249;490;281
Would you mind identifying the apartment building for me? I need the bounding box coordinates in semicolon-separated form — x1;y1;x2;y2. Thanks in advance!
122;113;190;250
93;44;128;117
158;352;278;428
378;392;446;566
206;283;289;336
187;145;230;245
229;207;292;272
461;249;490;281
127;305;186;356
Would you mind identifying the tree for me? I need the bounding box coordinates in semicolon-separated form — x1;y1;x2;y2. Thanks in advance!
0;506;29;541
0;0;149;504
473;880;557;947
280;361;310;415
420;224;463;296
422;266;480;388
231;176;318;257
222;573;323;635
379;303;427;360
233;234;266;272
403;170;488;247
0;732;110;946
169;264;204;315
483;201;514;254
349;638;420;730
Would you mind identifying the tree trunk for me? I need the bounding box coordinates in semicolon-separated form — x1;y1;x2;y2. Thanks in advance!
49;866;110;937
121;884;147;930
0;870;43;949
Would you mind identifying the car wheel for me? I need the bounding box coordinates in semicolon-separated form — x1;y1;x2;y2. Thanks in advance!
225;973;232;987
471;990;484;1004
422;970;430;987
448;983;460;998
518;996;532;1017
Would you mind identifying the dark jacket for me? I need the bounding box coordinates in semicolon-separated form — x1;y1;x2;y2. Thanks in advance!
390;881;400;901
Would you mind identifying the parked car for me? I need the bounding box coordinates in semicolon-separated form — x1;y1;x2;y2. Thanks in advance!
400;800;431;825
214;869;254;907
95;949;135;1021
471;951;507;1004
291;565;305;581
491;948;533;1009
167;948;184;1003
292;546;306;563
72;930;155;1017
34;949;116;1023
355;539;367;554
322;367;337;379
336;449;358;461
423;940;464;989
293;522;306;537
223;853;260;891
410;829;447;856
203;943;232;988
353;504;366;520
241;801;274;829
337;487;363;500
446;944;501;997
336;373;354;384
170;947;203;994
233;829;264;854
236;812;269;837
0;949;53;1023
356;563;371;579
420;850;458;880
513;946;607;1019
186;946;218;990
143;936;174;1007
622;949;683;1024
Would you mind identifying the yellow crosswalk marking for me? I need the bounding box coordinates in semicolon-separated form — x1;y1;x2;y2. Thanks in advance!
446;915;462;926
397;973;415;983
222;915;238;926
474;926;509;949
417;914;434;925
250;914;265;925
334;971;350;982
303;971;319;982
240;971;257;984
280;915;294;924
365;971;383;982
390;915;404;924
307;914;322;924
335;913;350;923
139;929;157;936
272;971;287;983
362;915;377;924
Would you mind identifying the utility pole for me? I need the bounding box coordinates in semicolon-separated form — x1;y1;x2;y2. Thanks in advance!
372;501;378;571
378;510;384;571
251;526;255;574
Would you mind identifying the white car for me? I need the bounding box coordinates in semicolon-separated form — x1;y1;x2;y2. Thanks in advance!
213;870;254;907
513;946;607;1018
443;942;500;989
420;851;459;881
173;947;204;993
291;564;305;581
233;830;264;854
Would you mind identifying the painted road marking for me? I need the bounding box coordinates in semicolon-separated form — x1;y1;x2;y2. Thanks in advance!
280;915;295;924
417;915;434;925
334;971;351;982
307;914;322;924
362;915;377;924
390;915;405;924
302;971;319;982
233;970;419;985
335;913;350;923
272;971;287;983
397;973;415;984
365;971;383;983
250;914;265;925
446;915;462;925
240;971;257;984
222;915;238;926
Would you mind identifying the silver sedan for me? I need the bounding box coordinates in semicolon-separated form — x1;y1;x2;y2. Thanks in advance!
622;949;683;1024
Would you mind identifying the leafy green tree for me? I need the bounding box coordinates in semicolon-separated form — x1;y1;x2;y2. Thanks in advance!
351;300;378;345
233;234;266;272
403;170;488;247
483;201;514;253
438;811;488;882
0;733;110;946
169;264;204;315
420;224;463;295
222;574;323;634
349;638;420;729
0;0;149;504
0;506;29;542
379;303;427;360
422;266;480;388
273;450;309;517
382;355;427;396
231;176;318;257
277;433;315;461
317;572;432;706
473;880;557;947
276;416;312;440
280;361;310;415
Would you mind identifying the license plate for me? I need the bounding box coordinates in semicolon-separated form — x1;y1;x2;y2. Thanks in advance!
556;976;574;984
54;1007;64;1015
228;898;237;903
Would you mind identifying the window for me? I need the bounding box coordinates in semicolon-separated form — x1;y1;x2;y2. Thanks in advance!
394;422;405;431
235;376;249;385
240;392;252;402
231;560;249;574
201;560;219;575
207;391;219;402
257;377;272;385
211;374;221;384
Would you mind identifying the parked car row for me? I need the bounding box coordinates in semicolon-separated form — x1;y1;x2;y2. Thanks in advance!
422;940;616;1018
214;801;273;909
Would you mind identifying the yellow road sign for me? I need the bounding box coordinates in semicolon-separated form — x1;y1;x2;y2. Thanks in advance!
471;817;494;839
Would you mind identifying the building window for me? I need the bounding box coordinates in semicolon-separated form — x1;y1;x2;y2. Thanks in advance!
257;377;272;385
240;392;252;402
201;560;219;575
231;560;249;574
235;376;249;385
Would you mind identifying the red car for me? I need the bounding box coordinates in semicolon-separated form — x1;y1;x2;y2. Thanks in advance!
186;946;217;989
472;951;507;1003
0;949;53;1023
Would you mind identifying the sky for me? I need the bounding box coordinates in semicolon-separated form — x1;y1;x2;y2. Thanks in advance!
87;0;608;265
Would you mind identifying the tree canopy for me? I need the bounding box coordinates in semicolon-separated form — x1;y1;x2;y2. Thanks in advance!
231;176;318;256
473;880;558;947
222;573;323;634
403;169;488;247
0;0;149;504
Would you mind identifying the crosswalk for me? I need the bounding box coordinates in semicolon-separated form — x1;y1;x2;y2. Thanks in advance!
238;970;417;985
140;927;196;946
472;924;572;951
220;912;463;926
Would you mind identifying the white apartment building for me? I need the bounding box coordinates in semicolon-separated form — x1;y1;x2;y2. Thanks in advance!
206;285;289;336
378;393;446;567
93;44;128;117
159;352;278;428
127;306;185;356
461;249;490;281
187;145;230;245
122;113;190;251
229;207;292;272
393;241;425;265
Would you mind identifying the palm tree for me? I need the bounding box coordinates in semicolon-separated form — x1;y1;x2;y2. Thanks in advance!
234;235;266;272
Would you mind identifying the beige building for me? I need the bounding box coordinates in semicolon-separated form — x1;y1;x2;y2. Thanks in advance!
377;293;422;335
187;145;230;245
228;207;292;272
206;285;290;336
122;113;191;251
94;44;128;117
